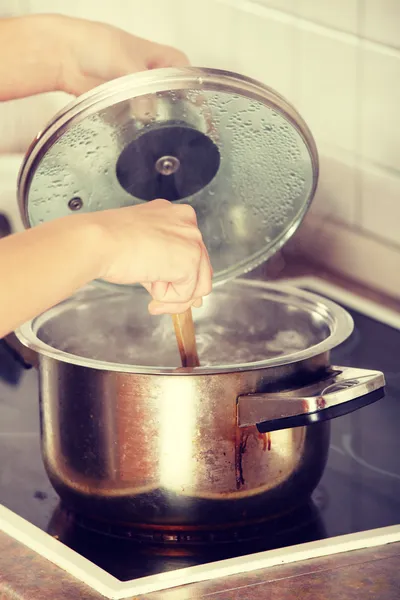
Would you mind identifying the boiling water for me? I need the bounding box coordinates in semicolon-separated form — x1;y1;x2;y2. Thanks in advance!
36;283;330;368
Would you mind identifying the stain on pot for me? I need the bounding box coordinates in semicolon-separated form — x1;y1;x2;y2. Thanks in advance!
235;429;273;489
258;432;272;452
235;431;249;489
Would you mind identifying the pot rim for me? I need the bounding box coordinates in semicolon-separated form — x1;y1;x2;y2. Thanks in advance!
15;280;354;375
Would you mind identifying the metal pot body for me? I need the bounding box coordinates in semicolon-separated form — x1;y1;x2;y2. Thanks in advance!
38;353;331;526
16;280;384;528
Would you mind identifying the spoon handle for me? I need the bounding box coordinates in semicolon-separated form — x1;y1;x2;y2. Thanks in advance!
172;309;200;368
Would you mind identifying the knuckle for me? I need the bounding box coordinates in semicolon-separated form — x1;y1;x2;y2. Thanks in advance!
154;198;171;207
190;227;203;242
166;47;190;67
178;203;197;219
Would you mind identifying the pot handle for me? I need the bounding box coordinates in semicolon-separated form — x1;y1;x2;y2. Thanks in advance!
237;366;385;433
0;333;38;369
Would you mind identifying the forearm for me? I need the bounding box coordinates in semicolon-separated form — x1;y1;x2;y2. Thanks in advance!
0;216;104;338
0;15;63;100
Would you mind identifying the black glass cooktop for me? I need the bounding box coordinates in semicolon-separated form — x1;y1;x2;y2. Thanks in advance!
0;290;399;581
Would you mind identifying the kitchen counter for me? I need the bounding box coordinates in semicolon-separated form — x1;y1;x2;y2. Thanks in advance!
1;258;399;599
1;530;399;599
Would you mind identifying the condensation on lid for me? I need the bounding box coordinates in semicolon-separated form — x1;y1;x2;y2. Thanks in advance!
18;67;319;286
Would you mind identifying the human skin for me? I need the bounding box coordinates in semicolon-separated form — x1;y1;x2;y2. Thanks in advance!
0;14;212;338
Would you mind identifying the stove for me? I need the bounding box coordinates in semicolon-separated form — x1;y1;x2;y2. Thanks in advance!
0;277;399;598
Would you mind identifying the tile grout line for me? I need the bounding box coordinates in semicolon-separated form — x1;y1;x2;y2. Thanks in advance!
354;0;364;226
215;0;400;57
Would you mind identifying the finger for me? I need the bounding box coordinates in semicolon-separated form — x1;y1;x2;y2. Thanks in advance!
151;280;169;301
175;203;198;226
149;295;203;313
150;241;201;303
192;298;203;308
148;47;190;69
192;246;213;299
114;56;147;78
148;299;201;315
152;271;198;304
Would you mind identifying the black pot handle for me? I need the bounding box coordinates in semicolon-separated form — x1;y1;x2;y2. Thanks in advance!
237;366;385;433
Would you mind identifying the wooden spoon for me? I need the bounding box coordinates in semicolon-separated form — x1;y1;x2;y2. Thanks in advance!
172;309;200;367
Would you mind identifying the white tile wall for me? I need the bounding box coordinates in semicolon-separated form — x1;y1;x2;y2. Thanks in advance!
0;0;29;16
263;0;359;33
177;0;238;70
286;213;400;301
295;0;359;35
308;147;357;225
233;5;295;99
255;0;294;14
360;43;400;172
28;0;182;45
293;24;358;153
0;0;399;297
361;0;400;50
360;163;400;247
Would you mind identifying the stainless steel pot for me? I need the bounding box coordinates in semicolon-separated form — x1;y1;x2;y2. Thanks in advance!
14;280;384;528
11;67;385;532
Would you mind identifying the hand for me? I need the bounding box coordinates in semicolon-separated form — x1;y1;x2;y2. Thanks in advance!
0;199;211;337
55;15;190;95
93;200;212;315
0;14;189;101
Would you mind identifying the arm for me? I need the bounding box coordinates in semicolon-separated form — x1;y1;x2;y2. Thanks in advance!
0;13;189;101
0;15;203;337
0;216;104;337
0;201;212;339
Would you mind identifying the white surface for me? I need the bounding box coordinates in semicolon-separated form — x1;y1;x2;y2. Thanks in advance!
178;0;238;71
233;3;295;100
360;163;400;248
293;23;358;153
288;214;400;302
361;0;400;50
360;42;400;172
308;147;357;225
256;0;294;13
294;0;358;34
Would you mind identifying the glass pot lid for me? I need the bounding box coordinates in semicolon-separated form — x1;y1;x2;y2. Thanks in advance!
18;67;319;285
